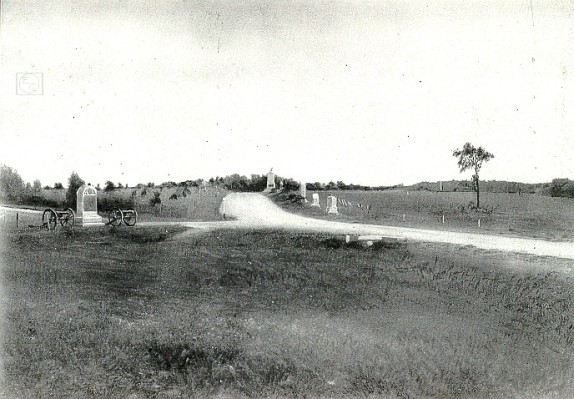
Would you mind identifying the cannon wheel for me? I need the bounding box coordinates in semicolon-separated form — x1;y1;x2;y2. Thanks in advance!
108;209;123;226
42;208;58;230
123;210;137;226
60;208;75;228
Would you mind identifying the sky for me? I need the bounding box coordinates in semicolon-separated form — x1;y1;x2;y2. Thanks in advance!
1;0;573;187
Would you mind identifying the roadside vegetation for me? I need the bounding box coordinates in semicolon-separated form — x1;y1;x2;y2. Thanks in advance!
2;227;573;398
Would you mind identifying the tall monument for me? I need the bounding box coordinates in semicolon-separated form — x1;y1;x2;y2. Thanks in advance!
299;181;307;202
76;184;104;226
264;168;276;192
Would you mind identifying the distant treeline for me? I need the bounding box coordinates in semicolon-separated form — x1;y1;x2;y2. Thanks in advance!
3;163;574;210
407;180;540;194
405;179;574;198
145;176;400;192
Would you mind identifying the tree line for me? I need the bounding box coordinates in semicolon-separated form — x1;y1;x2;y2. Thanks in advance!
3;158;574;212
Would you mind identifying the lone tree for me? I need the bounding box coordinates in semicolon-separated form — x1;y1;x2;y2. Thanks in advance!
32;179;42;193
66;172;85;210
104;181;116;192
452;142;494;209
0;164;24;202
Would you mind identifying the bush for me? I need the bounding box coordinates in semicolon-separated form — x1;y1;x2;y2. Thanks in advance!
104;181;116;192
98;196;135;213
20;195;63;209
563;182;574;198
149;192;162;207
66;172;85;210
550;178;574;198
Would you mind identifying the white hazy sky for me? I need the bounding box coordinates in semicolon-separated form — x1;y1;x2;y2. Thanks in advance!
1;0;573;187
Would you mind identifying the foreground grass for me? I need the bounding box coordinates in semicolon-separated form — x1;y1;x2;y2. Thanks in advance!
1;227;573;398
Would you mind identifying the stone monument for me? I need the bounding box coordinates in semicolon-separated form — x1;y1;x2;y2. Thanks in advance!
76;184;104;226
264;168;276;192
326;195;338;214
299;181;307;202
311;193;320;207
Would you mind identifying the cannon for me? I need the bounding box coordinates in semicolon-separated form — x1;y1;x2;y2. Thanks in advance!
107;209;138;227
42;208;75;230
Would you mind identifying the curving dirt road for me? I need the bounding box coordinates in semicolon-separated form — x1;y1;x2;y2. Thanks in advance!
181;193;574;260
4;194;574;259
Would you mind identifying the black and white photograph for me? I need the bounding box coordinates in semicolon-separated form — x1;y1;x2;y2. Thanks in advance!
1;1;573;397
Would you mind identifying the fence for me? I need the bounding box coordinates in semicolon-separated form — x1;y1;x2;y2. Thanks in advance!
0;209;43;230
308;190;574;240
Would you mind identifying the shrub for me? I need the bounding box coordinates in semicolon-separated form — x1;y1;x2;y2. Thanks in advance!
549;178;574;198
20;195;63;209
150;192;162;207
98;196;135;213
104;181;116;192
66;172;85;210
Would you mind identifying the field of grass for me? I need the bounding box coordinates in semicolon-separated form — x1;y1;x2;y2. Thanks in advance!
99;186;229;222
285;190;574;241
0;186;229;229
2;226;573;398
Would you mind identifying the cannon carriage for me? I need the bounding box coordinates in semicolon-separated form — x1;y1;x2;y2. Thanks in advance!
107;209;138;227
42;208;75;230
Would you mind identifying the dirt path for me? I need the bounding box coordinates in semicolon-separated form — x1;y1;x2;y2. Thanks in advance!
4;195;574;259
0;206;42;215
180;193;574;260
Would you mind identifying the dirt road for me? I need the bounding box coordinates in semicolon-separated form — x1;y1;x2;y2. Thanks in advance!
180;193;574;260
4;194;574;259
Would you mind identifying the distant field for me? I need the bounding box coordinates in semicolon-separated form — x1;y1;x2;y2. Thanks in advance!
2;227;573;398
291;190;574;241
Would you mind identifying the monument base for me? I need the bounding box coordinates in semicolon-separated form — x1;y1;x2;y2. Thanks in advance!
326;196;338;214
76;212;104;227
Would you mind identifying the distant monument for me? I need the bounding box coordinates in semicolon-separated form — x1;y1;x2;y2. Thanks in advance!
439;181;444;191
311;193;320;207
264;168;276;192
76;184;104;226
326;195;338;214
299;181;307;202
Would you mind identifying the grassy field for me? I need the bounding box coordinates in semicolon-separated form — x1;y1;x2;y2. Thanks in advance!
1;226;573;398
0;186;229;229
285;190;574;241
99;186;229;223
0;210;43;231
